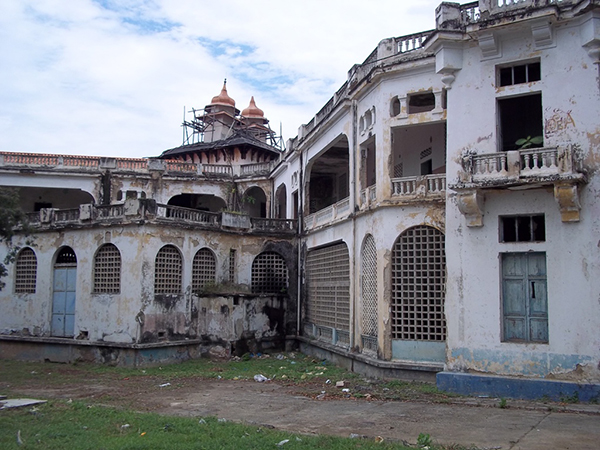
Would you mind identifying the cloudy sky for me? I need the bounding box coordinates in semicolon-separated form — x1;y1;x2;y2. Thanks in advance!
1;0;441;159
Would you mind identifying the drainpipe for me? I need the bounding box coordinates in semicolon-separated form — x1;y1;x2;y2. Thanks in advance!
296;146;304;339
351;99;358;351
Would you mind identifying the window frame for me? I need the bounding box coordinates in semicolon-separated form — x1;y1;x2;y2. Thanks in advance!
93;243;122;294
499;214;546;243
14;247;37;294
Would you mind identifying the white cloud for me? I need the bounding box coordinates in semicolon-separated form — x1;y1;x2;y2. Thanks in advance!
0;0;440;158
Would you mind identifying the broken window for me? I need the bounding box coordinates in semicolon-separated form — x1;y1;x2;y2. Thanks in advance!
391;226;446;341
251;251;289;294
154;245;182;295
500;215;545;242
14;247;37;294
93;244;121;294
192;248;216;292
305;242;350;338
502;252;548;343
407;92;435;114
361;235;378;353
307;138;350;214
499;61;541;87
498;93;543;151
390;96;401;116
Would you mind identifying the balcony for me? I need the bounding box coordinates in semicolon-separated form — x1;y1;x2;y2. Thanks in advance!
304;197;351;231
24;200;296;235
392;174;446;198
452;145;586;225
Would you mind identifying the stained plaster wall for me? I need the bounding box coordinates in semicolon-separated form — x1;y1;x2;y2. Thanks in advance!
444;14;600;381
0;223;297;351
1;172;101;205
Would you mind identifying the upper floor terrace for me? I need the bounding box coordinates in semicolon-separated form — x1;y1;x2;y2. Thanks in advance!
0;152;276;179
23;199;297;236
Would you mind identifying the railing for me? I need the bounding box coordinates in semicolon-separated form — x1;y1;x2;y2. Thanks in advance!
360;185;377;208
463;146;582;183
1;152;60;166
165;160;197;173
304;197;351;230
95;204;125;219
62;156;99;167
240;162;273;176
117;158;148;170
251;217;297;232
460;1;480;23
396;30;434;54
54;209;80;222
202;164;233;176
156;204;221;226
391;174;446;196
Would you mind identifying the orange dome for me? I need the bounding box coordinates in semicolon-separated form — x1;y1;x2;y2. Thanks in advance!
210;80;235;107
241;96;264;118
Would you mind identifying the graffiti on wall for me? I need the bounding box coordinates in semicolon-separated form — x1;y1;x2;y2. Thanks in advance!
545;108;576;138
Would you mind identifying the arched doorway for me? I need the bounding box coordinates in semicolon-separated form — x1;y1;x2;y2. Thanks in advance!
391;226;446;362
51;246;77;337
242;187;267;218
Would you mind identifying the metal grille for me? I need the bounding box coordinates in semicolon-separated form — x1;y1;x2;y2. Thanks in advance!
306;243;350;331
251;251;288;293
361;234;378;337
154;245;182;294
391;226;446;341
192;248;216;292
229;249;236;283
15;248;37;293
56;247;77;265
93;244;121;293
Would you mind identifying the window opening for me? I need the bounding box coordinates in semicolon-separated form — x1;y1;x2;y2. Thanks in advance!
15;248;37;293
154;245;182;295
361;235;378;352
229;249;236;283
306;243;350;333
391;226;446;341
408;92;435;114
391;97;401;116
498;93;543;151
192;248;216;292
34;202;52;211
56;247;77;265
251;252;289;294
502;252;548;343
500;215;545;242
93;244;121;294
499;62;541;87
420;159;433;176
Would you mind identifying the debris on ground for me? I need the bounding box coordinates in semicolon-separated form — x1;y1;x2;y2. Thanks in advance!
254;374;269;382
0;398;47;409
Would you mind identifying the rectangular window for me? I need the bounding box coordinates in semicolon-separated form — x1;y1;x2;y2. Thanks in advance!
408;92;435;114
498;62;541;87
500;214;545;242
502;252;548;343
229;249;236;283
498;93;543;151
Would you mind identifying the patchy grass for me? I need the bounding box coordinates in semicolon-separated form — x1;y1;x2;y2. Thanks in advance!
0;400;419;450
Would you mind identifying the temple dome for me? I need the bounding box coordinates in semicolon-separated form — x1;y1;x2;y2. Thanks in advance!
241;96;264;118
210;81;235;107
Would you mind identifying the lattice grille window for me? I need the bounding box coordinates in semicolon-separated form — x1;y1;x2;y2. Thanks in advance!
192;248;216;292
252;252;288;293
15;248;37;293
361;234;378;338
93;244;121;293
391;226;446;341
306;243;350;331
229;249;236;283
154;245;182;295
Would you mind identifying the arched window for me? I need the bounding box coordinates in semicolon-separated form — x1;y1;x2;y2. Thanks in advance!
251;251;288;293
15;248;37;293
391;226;446;341
93;244;121;294
192;248;216;292
154;245;182;295
361;235;378;352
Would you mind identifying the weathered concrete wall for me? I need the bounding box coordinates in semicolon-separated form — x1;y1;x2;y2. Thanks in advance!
444;14;600;382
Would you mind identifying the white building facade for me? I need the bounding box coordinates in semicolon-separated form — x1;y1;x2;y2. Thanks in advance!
1;0;599;400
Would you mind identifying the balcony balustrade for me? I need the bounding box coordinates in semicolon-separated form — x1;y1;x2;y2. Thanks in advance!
304;197;351;231
391;174;446;197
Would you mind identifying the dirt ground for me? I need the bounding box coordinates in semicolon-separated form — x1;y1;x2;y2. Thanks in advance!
3;364;600;449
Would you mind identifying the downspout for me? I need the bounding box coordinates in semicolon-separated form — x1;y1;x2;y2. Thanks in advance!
351;99;358;351
296;146;304;338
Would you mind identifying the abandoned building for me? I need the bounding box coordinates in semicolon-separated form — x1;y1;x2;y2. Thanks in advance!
1;0;599;401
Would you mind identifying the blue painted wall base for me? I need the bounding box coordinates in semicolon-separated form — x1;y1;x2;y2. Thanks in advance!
437;371;600;403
